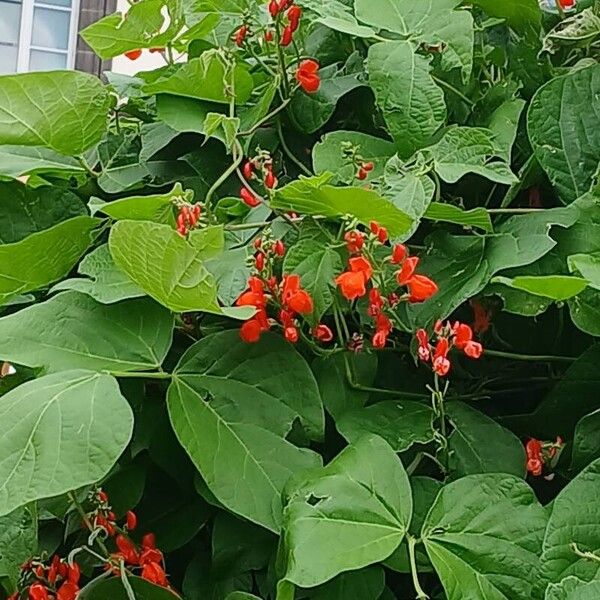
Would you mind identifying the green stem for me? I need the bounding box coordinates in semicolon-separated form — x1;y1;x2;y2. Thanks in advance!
432;75;474;108
433;374;449;473
487;208;541;214
276;118;312;176
108;371;172;380
408;536;429;600
239;96;290;136
554;0;566;19
485;349;575;363
205;148;245;205
77;156;98;178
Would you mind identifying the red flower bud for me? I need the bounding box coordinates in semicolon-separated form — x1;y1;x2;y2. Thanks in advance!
142;533;156;549
391;244;407;264
141;562;169;588
372;330;388;349
268;0;279;17
68;562;81;585
274;240;285;256
126;510;137;531
124;49;142;61
240;187;261;207
287;5;302;30
243;161;255;180
370;221;380;234
255;252;265;271
253;238;262;249
344;231;364;253
234;25;249;47
281;25;293;46
264;170;277;189
284;326;299;343
313;324;333;342
98;490;108;503
363;161;374;172
265;30;274;42
377;226;388;243
356;168;368;181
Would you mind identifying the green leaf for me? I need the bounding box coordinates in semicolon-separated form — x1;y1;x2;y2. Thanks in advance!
424;203;493;233
0;146;84;179
289;64;363;134
140;121;179;162
312;131;396;184
427;126;517;185
471;0;541;32
422;474;548;600
281;435;412;588
486;97;527;162
167;375;321;533
51;244;145;304
367;41;446;158
492;275;589;301
80;0;184;59
109;220;251;318
0;181;86;243
205;247;251;306
538;458;600;591
356;0;474;81
225;594;262;600
569;253;600;290
545;577;600;600
272;175;413;238
571;409;600;471
308;566;386;600
447;401;526;478
0;370;133;517
0;291;173;373
569;287;600;337
0;71;111;155
144;52;254;105
90;183;191;224
303;0;377;38
171;330;324;439
528;64;600;203
0;506;37;586
79;575;180;599
0;216;99;306
336;400;434;452
283;239;342;325
156;95;219;134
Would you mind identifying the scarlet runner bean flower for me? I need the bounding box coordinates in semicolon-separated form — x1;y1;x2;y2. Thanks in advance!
175;203;202;237
295;60;321;93
124;49;142;60
234;24;249;47
312;324;334;342
240;187;261;207
416;321;483;377
525;437;564;476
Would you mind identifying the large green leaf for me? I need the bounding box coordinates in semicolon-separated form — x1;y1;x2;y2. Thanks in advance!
308;566;386;600
80;0;184;59
0;146;84;179
538;458;600;592
471;0;541;32
367;41;446;158
109;220;251;318
167;376;321;533
0;216;100;306
492;275;589;301
422;474;548;600
144;52;254;105
0;370;133;517
51;244;145;304
336;400;434;452
569;253;600;290
425;203;493;233
528;64;600;203
0;71;111;155
302;0;377;38
0;292;173;373
545;577;600;600
312;131;396;184
79;575;180;599
571;409;600;471
447;401;526;478
0;506;37;586
281;435;412;588
283;239;342;325
426;126;517;185
0;182;86;244
356;0;474;81
272;175;413;238
171;330;324;439
569;288;600;337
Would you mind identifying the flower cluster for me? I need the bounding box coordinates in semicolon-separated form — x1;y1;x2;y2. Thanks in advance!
525;437;564;476
335;222;437;349
240;153;280;208
268;0;301;46
416;321;483;377
10;556;81;600
175;202;202;237
236;235;333;344
340;141;375;181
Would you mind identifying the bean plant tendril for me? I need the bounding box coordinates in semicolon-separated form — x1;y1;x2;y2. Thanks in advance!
0;0;599;599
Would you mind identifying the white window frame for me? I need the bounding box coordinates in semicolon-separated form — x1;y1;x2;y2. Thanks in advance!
14;0;80;72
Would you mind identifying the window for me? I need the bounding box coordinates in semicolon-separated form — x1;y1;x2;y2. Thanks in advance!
0;0;80;74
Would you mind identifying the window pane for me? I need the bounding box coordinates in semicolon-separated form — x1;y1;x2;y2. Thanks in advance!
0;0;22;45
29;49;67;71
37;0;72;7
31;7;70;50
0;45;18;74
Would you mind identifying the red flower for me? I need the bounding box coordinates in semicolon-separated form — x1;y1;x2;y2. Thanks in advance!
313;324;333;342
287;5;302;31
255;252;265;271
142;533;156;549
281;25;293;46
377;227;388;243
432;338;450;376
464;341;483;359
559;0;575;7
344;231;364;253
282;274;314;314
126;510;137;531
356;168;368;181
295;59;320;93
284;326;299;343
234;25;249;47
28;584;49;600
68;562;80;585
56;581;79;600
116;535;139;565
273;240;285;256
372;330;387;349
406;275;438;303
243;161;255;180
335;271;366;300
124;49;142;61
268;0;279;17
264;168;278;189
396;256;419;285
240;312;267;343
240;187;260;207
236;277;266;308
375;313;392;335
526;438;542;459
349;256;373;281
140;548;164;565
368;287;384;316
416;329;430;361
527;457;543;476
391;244;407;264
453;323;473;350
141;562;169;588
